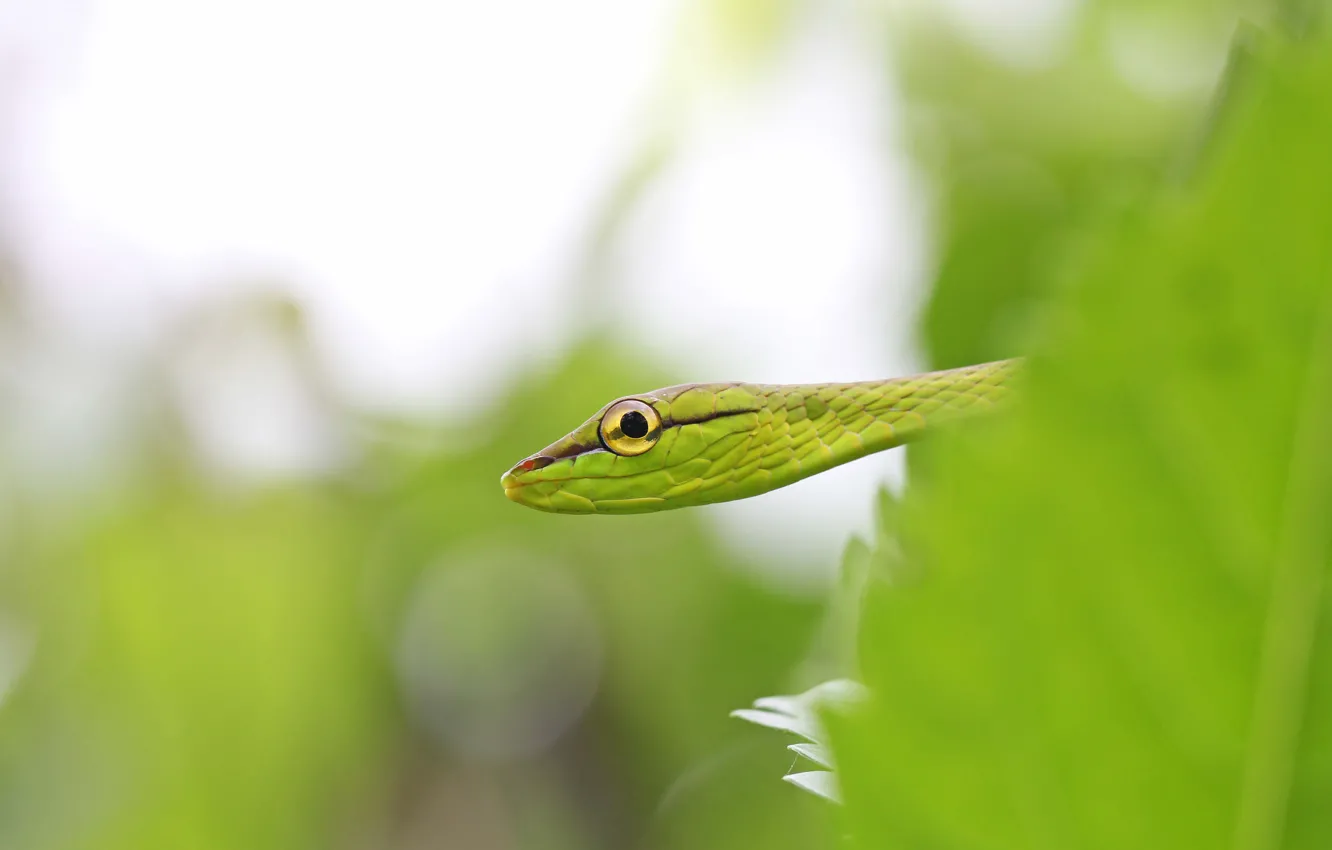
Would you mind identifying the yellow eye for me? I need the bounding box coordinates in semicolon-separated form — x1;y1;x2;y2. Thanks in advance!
599;399;662;456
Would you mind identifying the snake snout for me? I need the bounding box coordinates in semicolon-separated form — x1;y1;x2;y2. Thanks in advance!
513;455;554;474
501;454;555;490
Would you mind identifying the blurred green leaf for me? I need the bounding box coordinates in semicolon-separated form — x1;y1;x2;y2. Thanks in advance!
833;28;1332;850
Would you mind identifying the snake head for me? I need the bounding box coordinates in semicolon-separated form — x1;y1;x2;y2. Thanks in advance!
501;383;771;514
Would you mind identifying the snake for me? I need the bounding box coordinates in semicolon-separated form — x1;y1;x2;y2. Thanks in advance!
501;359;1019;514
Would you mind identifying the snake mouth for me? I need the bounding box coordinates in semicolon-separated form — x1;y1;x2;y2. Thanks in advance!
501;455;558;505
500;474;565;512
501;475;539;509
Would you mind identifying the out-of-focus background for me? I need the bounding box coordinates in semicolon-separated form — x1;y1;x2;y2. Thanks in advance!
0;1;1309;848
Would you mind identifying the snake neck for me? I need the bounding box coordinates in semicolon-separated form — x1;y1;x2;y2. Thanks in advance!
832;358;1018;443
751;359;1020;482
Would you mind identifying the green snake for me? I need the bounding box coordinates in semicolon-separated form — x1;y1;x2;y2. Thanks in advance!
502;359;1019;514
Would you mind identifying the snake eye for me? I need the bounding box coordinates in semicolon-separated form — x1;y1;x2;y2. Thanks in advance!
599;399;662;456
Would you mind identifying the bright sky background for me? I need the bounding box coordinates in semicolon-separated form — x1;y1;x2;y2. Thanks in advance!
0;0;1078;577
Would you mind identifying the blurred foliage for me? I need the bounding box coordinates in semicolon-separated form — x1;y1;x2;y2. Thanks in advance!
0;318;835;850
832;23;1332;850
881;0;1282;368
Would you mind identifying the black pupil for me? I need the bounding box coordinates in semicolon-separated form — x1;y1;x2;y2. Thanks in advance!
620;410;650;439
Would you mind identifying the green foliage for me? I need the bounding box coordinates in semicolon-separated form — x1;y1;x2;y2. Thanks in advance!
831;29;1332;850
889;0;1269;368
0;338;833;850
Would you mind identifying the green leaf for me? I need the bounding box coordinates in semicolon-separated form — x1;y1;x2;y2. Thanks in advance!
832;30;1332;850
785;771;840;804
732;679;868;803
